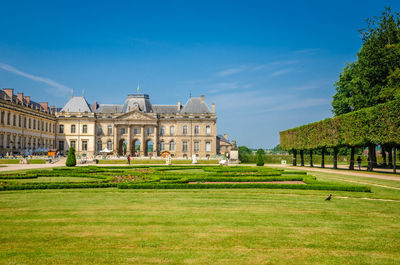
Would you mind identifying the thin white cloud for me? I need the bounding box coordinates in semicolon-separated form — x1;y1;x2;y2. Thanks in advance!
269;68;293;77
261;98;331;113
216;66;247;77
251;60;298;71
0;63;73;94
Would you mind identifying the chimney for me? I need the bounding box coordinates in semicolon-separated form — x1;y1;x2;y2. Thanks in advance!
211;103;215;113
224;134;228;140
177;100;181;110
3;88;14;100
201;94;205;103
17;93;24;103
39;102;49;111
24;96;31;104
50;105;55;110
94;101;98;110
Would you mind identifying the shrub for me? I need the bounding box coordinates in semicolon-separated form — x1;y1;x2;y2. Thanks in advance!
256;152;264;166
66;147;77;167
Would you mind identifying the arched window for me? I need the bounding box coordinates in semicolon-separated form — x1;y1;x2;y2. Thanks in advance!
97;140;102;152
170;126;175;135
169;141;175;151
160;141;165;151
183;125;188;135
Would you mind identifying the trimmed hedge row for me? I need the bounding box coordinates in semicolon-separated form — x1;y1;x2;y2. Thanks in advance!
117;183;371;192
0;183;117;191
0;174;38;179
280;99;400;150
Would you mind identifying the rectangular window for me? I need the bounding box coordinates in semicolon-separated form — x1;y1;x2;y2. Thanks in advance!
59;125;64;133
33;120;36;130
194;125;199;135
71;125;76;133
83;125;87;133
206;126;211;135
107;141;112;150
28;118;31;129
183;126;188;135
160;126;165;135
194;141;199;152
13;115;16;126
206;142;211;152
0;111;4;124
70;140;76;149
134;127;139;134
160;141;165;151
82;140;88;151
121;127;126;134
182;141;188;152
59;141;64;151
97;125;102;134
170;126;175;135
108;125;112;135
147;127;152;135
18;115;21;127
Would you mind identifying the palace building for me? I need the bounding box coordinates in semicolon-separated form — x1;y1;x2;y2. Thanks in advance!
0;88;226;158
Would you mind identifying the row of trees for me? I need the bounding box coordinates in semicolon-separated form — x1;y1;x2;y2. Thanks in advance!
280;8;400;173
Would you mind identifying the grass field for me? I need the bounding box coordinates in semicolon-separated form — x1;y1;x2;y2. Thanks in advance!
98;159;219;164
0;159;46;164
0;166;399;264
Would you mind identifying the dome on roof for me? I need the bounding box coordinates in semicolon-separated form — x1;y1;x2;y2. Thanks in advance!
122;94;153;113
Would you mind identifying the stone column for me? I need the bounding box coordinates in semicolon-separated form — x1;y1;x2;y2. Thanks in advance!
153;126;158;157
127;125;131;155
140;125;145;156
113;124;118;154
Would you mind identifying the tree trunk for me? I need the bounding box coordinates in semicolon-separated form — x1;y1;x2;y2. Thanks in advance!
333;147;338;169
293;150;297;166
367;143;374;171
394;147;397;174
372;144;377;168
310;150;313;167
388;146;393;167
381;145;387;167
300;150;304;166
321;148;325;168
349;146;355;170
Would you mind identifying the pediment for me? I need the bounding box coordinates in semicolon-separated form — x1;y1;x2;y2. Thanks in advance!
117;110;156;121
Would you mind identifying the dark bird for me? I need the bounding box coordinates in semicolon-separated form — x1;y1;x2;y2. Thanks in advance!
325;194;332;201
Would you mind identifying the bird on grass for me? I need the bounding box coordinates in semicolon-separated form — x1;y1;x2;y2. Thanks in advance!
325;194;332;201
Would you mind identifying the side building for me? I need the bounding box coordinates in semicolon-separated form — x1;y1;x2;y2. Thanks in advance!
55;93;218;158
0;89;57;155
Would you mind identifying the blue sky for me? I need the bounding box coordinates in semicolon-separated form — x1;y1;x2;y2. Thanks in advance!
1;0;399;148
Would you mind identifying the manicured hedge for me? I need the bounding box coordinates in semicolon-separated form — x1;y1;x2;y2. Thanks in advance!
0;174;38;179
280;99;400;150
0;183;117;191
117;183;371;192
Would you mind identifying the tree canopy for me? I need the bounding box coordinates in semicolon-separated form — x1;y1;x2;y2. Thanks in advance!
332;7;400;115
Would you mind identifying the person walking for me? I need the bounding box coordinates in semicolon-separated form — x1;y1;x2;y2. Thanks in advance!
127;154;131;165
357;156;362;170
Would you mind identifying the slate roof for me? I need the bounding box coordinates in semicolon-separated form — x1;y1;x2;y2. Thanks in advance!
94;104;123;113
217;134;231;144
152;105;179;114
180;97;211;114
61;96;92;112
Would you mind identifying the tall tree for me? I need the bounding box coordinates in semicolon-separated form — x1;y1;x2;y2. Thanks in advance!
332;7;400;115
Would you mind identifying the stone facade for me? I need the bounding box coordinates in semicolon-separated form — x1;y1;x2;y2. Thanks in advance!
0;89;57;155
56;93;218;158
0;88;226;158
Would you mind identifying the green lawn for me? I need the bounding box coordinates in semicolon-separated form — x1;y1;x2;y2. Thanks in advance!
0;167;399;264
0;159;46;164
98;159;218;164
